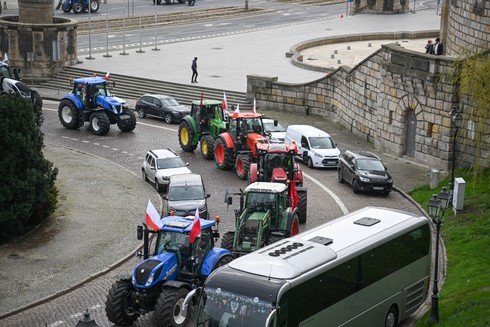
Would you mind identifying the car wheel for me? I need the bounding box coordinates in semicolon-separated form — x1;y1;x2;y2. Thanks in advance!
307;157;314;168
155;179;162;192
142;170;148;182
353;179;361;194
137;108;146;118
164;113;173;124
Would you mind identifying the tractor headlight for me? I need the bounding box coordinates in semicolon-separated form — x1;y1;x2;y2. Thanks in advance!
145;272;155;287
131;275;136;286
111;105;117;112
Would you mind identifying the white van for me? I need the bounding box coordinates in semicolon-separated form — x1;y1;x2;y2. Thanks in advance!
285;125;340;168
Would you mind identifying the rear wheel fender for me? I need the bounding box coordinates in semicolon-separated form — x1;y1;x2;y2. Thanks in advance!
219;132;235;149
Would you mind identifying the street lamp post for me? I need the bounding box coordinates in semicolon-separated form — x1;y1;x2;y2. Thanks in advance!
427;187;451;323
449;107;464;198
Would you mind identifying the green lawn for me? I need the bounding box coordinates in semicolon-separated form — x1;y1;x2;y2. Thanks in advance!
408;169;490;326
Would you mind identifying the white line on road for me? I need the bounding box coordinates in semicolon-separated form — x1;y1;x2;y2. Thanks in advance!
302;172;349;215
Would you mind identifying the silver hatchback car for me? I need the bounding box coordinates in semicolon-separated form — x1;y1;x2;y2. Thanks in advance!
141;149;191;192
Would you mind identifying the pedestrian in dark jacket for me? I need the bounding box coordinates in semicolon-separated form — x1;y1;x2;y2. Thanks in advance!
191;57;198;83
434;38;443;55
425;40;434;54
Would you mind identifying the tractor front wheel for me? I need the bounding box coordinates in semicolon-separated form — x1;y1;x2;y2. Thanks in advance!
297;187;307;224
178;120;197;152
213;255;233;270
200;135;214;160
90;111;111;135
235;154;250;180
214;137;234;170
155;288;189;327
73;2;83;13
105;279;139;326
117;110;137;132
220;231;235;251
58;99;81;129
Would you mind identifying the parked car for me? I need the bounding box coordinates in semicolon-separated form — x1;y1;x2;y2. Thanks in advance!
285;124;340;168
136;94;191;124
141;149;191;192
263;118;286;143
164;173;210;219
337;150;393;195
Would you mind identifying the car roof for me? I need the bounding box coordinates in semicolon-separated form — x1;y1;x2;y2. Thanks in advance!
287;125;331;138
149;149;179;159
72;76;106;85
141;94;174;100
345;150;381;160
160;215;215;232
169;173;203;186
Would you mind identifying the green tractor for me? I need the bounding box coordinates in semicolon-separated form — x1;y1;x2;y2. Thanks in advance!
178;99;227;160
221;182;300;257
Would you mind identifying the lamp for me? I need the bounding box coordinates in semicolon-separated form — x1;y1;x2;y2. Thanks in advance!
427;186;453;323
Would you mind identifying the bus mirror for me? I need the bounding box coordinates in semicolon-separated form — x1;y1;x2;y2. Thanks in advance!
182;288;199;318
266;309;277;327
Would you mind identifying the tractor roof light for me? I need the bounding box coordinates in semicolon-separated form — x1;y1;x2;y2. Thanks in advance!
215;216;221;224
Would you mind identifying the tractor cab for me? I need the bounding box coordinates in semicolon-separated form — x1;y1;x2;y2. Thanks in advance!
226;112;268;156
253;142;299;184
190;99;226;135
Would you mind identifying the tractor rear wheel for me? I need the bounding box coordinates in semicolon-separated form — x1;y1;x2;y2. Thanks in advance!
117;110;137;132
58;99;81;130
214;137;234;170
89;0;99;12
90;111;111;136
105;279;140;326
200;135;214;160
155;288;189;327
297;187;307;224
178;120;197;152
288;213;300;236
32;91;43;112
213;255;233;270
220;231;235;251
235;154;250;180
73;2;83;13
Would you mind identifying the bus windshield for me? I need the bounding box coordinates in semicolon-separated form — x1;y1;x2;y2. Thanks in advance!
195;287;273;327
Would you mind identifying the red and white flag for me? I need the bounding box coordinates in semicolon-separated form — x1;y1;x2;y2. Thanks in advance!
189;208;201;244
290;182;299;210
145;199;163;232
232;104;240;118
222;91;228;110
200;92;204;109
104;72;111;80
252;97;257;114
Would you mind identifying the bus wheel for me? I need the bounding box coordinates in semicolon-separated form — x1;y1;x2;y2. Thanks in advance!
384;306;398;327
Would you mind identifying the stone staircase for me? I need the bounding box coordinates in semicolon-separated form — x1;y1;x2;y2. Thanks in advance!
38;66;251;109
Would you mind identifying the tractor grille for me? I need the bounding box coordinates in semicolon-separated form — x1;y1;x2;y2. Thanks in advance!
135;259;162;285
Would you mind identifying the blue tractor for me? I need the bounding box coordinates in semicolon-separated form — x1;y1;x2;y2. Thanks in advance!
56;0;100;14
105;215;233;327
58;76;136;136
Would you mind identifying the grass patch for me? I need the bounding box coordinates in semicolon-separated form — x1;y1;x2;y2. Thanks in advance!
409;169;490;326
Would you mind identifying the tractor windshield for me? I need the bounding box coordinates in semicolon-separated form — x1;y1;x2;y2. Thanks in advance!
92;83;107;97
195;287;273;327
155;231;190;254
245;192;275;212
240;118;263;134
264;153;290;179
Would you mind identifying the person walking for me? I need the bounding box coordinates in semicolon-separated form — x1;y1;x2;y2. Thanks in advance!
425;40;434;54
191;57;198;83
434;38;443;55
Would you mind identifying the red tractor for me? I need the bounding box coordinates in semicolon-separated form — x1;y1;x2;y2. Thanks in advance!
248;142;308;223
213;112;269;180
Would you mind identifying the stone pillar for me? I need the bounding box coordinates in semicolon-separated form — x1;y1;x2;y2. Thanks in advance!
19;0;52;24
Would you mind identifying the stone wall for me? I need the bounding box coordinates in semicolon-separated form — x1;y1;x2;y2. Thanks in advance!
446;0;490;56
247;45;489;170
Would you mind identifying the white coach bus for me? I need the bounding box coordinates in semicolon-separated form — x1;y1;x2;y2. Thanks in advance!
184;206;432;327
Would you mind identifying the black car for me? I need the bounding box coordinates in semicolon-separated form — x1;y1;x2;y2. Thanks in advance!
337;150;393;195
136;94;191;124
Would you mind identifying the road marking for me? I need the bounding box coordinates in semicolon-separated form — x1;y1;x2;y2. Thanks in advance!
303;172;349;215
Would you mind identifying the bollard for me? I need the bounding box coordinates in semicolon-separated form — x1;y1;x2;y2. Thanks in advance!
331;54;335;59
305;105;310;115
334;50;338;54
368;43;372;47
347;46;351;50
429;169;439;189
337;59;341;64
75;309;100;327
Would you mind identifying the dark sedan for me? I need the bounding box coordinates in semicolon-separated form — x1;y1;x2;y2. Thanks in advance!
136;94;191;124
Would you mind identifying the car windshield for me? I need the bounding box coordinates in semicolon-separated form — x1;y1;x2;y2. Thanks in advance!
195;287;273;327
264;121;285;133
309;136;335;149
157;157;186;169
162;97;180;107
168;185;204;201
356;158;385;171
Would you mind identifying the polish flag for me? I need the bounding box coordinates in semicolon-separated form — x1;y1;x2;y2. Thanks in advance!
104;72;111;80
200;92;204;109
252;97;257;114
222;91;227;110
189;208;201;244
290;182;299;211
232;104;240;118
146;199;163;232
